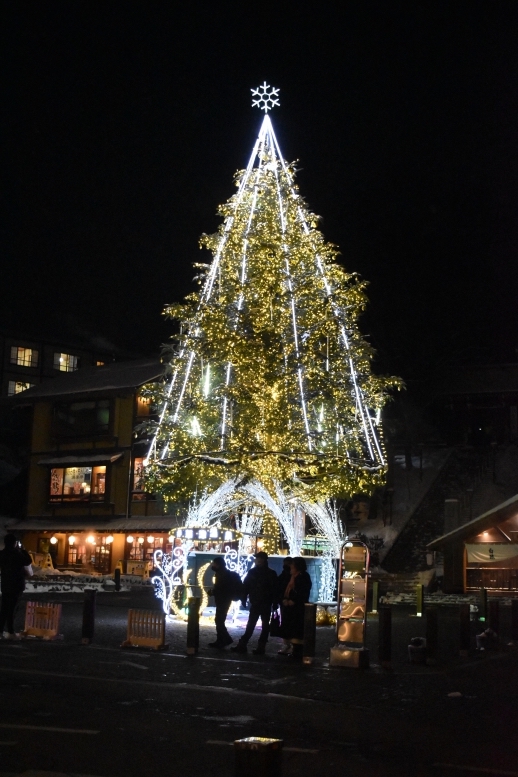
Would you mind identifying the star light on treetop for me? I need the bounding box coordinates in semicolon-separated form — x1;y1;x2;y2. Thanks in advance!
251;82;280;113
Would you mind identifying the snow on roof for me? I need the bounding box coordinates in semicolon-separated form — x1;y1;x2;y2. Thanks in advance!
12;357;163;402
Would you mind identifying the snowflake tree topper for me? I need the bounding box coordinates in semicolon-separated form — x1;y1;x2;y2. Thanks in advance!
251;82;280;113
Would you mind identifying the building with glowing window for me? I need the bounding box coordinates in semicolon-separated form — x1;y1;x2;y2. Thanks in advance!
7;358;180;574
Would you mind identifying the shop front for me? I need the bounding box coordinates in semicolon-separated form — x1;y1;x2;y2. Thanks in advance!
7;519;177;576
428;494;518;593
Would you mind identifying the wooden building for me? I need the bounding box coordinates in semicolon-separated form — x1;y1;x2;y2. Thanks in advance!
428;494;518;593
7;358;178;574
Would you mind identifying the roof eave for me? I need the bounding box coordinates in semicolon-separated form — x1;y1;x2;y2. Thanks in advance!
427;493;518;549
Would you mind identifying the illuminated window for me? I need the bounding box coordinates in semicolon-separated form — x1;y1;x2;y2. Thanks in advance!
136;396;152;417
49;465;107;502
126;535;164;562
96;361;105;367
127;536;145;561
54;353;78;372
132;457;146;500
144;535;164;561
8;381;35;396
10;346;38;368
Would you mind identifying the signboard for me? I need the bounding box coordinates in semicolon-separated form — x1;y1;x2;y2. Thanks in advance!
466;543;518;564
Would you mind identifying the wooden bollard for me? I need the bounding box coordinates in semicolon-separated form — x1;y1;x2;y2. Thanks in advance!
81;589;96;645
416;584;424;617
512;599;518;642
479;588;488;622
488;599;499;634
186;597;200;656
378;606;392;669
302;603;317;665
370;581;379;614
426;607;438;665
234;737;283;777
459;603;470;656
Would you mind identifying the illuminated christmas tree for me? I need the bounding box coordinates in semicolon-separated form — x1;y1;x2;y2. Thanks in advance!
143;84;399;511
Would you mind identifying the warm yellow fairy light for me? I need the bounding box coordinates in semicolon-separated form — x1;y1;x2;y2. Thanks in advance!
140;112;400;509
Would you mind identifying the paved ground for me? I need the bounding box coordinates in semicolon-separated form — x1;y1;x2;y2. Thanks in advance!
0;589;516;777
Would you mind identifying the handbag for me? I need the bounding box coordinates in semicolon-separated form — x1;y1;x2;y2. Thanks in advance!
269;609;281;637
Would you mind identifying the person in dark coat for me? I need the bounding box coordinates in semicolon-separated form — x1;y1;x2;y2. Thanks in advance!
0;534;32;639
231;551;277;654
275;556;293;654
207;556;237;649
279;556;312;660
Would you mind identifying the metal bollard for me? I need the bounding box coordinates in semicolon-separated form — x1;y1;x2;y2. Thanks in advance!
479;588;487;622
488;600;499;634
511;600;518;642
114;568;121;592
459;603;470;656
378;606;392;669
425;607;438;665
416;584;424;617
186;596;200;656
302;603;317;665
234;737;283;777
81;589;96;644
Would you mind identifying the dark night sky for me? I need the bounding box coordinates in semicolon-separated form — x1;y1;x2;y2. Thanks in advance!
3;2;518;380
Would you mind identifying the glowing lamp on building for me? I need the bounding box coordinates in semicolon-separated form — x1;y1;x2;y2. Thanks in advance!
138;536;145;544
87;535;96;545
147;536;154;544
68;535;76;545
127;535;134;544
50;536;58;545
106;535;114;544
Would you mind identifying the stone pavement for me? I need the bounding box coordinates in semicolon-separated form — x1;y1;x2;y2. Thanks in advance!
0;588;516;777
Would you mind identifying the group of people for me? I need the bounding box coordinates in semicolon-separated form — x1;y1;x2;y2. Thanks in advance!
207;551;312;660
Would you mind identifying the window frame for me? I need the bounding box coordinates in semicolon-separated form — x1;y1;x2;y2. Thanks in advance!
10;346;38;368
52;398;113;439
48;464;110;504
53;352;79;372
8;380;35;396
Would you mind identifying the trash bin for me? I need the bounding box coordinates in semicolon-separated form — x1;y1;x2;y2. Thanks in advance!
408;636;427;664
234;737;283;777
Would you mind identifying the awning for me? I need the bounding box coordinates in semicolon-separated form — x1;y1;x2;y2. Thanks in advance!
6;516;180;532
37;453;124;466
